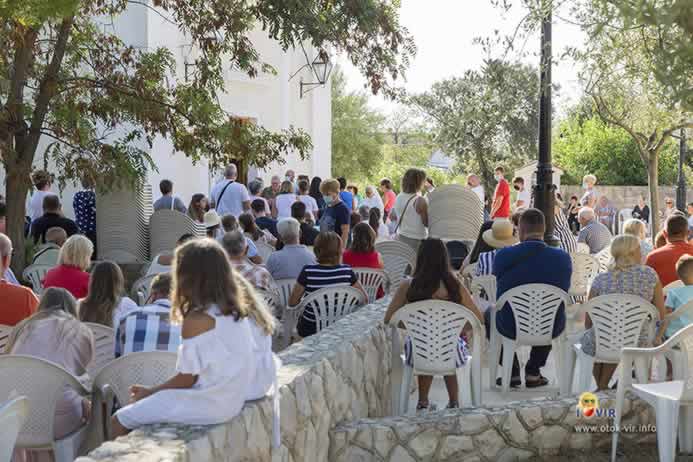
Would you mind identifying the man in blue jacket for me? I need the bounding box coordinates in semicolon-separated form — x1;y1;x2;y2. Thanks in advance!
485;208;572;388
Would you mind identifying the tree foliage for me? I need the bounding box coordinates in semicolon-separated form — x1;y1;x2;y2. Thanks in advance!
0;0;414;269
331;67;386;180
555;114;680;186
409;60;539;195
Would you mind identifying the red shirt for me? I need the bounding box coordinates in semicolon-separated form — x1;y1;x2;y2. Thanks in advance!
43;265;90;299
0;280;39;326
383;190;396;212
343;250;384;298
492;178;511;219
645;241;693;287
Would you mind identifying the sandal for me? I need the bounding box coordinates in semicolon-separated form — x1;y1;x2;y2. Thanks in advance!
496;377;522;388
446;401;459;409
525;375;550;388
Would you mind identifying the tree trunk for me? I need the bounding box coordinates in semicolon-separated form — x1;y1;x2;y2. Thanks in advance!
647;155;660;238
5;165;31;275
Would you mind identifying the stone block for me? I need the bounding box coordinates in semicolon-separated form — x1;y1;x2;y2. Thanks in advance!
438;435;475;459
372;426;397;459
389;445;416;462
474;429;505;460
409;428;440;459
343;445;377;462
518;407;542;430
506;411;529;446
530;425;569;450
458;412;491;435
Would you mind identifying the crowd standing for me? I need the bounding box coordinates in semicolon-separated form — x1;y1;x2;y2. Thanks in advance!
5;163;693;457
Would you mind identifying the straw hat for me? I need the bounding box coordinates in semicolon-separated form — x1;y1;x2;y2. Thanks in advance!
482;219;518;249
203;210;221;229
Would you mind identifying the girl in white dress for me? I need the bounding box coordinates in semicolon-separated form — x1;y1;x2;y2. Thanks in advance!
111;238;260;437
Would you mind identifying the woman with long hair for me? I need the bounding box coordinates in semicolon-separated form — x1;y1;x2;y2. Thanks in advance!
187;193;208;223
385;239;482;410
79;261;138;327
8;288;94;461
309;176;326;214
368;207;389;240
111;238;275;437
238;212;276;247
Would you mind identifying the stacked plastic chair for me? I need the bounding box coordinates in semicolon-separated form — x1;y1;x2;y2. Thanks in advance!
427;185;484;242
96;185;153;263
149;209;206;258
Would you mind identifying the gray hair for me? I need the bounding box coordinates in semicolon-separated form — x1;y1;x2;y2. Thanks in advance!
578;207;595;222
248;180;263;196
221;230;247;257
224;164;238;179
0;233;11;258
365;185;375;195
358;205;370;221
277;217;300;242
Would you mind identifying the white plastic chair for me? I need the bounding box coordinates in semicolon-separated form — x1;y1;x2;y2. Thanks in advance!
21;264;53;295
256;289;282;319
0;395;29;462
664;280;684;295
274;278;296;310
618;208;633;234
255;241;275;262
488;284;571;396
576;243;590;254
296;286;367;334
460;263;477;289
568;253;600;298
568;294;659;394
653;300;693;381
611;324;693;462
130;274;158;305
595;246;612;273
469;275;496;312
149;209;205;258
375;240;417;290
390;301;483;413
427;185;484;242
353;268;388;303
0;325;13;354
92;351;177;441
84;323;115;378
0;355;92;462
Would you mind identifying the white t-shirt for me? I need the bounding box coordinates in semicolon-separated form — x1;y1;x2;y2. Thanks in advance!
298;195;319;216
361;194;384;215
210;180;250;217
275;194;297;219
112;297;139;327
471;185;485;205
516;189;531;209
28;190;58;222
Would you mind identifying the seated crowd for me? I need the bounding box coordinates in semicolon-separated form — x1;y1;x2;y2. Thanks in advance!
4;164;693;459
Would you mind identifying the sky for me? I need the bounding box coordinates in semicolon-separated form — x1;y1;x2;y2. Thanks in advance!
338;0;586;116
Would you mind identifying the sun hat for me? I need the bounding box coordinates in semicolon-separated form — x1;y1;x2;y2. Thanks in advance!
203;210;221;229
482;219;519;249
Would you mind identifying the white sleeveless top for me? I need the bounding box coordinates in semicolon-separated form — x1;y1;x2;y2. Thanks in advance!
393;192;427;240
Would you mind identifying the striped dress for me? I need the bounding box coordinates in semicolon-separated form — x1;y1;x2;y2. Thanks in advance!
296;264;357;337
554;209;578;254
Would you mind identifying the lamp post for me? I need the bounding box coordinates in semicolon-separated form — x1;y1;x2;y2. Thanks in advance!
533;0;558;246
676;128;687;211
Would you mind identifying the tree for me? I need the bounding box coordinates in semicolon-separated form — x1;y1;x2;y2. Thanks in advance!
555;114;680;185
331;67;385;180
0;0;415;270
573;0;693;234
409;60;539;196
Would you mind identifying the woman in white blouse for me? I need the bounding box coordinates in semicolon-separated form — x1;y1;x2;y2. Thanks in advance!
275;180;298;219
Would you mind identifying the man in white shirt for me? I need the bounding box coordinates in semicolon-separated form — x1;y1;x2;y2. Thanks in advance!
513;176;532;210
210;164;251;217
28;170;58;223
467;174;485;204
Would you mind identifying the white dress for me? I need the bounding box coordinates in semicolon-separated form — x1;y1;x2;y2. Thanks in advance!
246;320;279;401
114;306;256;428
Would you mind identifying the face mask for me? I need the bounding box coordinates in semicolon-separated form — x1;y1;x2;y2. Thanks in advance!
324;195;334;206
583;183;588;189
285;176;292;182
494;174;502;182
513;185;520;191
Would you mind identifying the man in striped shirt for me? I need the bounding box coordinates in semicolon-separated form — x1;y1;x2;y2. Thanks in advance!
115;273;181;358
577;207;612;254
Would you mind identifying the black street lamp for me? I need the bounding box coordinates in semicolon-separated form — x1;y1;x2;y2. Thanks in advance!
289;45;333;98
675;128;687;211
533;0;558;246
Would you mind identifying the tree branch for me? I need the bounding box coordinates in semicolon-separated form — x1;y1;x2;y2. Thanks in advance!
591;93;651;166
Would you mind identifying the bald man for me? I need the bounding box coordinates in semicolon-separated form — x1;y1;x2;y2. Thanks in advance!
210;164;251;217
0;233;39;326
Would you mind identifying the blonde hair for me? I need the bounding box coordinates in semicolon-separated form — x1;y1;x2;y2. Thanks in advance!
583;174;597;186
279;180;294;194
171;238;249;323
58;234;93;270
320;178;340;196
609;235;641;272
623;219;646;240
235;274;276;336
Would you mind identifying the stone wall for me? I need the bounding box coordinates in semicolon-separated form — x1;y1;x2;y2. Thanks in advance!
562;185;693;212
77;298;394;462
329;393;656;462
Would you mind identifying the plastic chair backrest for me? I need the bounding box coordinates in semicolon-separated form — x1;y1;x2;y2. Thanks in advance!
586;294;659;362
674;325;693;401
299;286;366;333
255;241;275;262
569;253;600;294
0;355;86;448
353;268;387;303
470;275;497;307
0;396;29;462
0;325;13;354
21;264;53;295
375;240;416;289
595;247;612;273
274;279;296;308
84;323;115;377
130;274;158;305
618;209;632;234
92;351;177;408
391;300;482;374
576;243;590;254
427;185;484;241
496;284;570;345
256;289;283;319
149;210;205;257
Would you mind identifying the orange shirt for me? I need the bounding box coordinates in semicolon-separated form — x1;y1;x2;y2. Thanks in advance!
645;241;693;287
0;280;39;326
